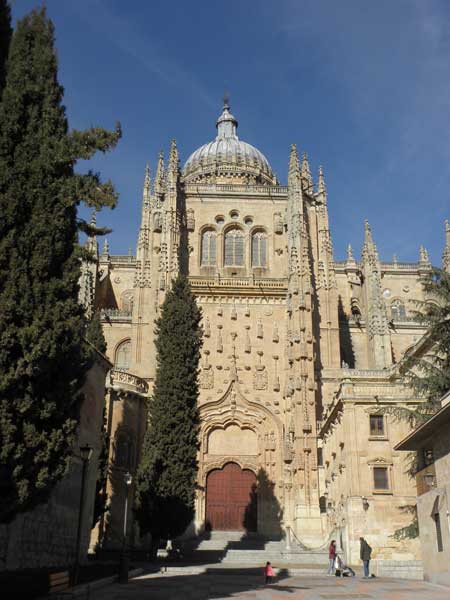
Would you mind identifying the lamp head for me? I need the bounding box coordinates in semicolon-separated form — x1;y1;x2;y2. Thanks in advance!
80;444;93;461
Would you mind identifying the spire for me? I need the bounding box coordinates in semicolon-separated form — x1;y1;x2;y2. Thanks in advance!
168;139;179;174
347;244;354;261
317;165;326;196
102;237;109;257
142;163;151;208
288;144;301;184
216;96;238;140
86;210;98;258
419;245;430;264
154;151;165;196
443;219;450;272
361;220;391;368
362;219;379;263
301;152;313;193
346;243;357;268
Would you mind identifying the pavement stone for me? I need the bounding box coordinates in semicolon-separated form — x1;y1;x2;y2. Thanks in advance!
87;568;450;600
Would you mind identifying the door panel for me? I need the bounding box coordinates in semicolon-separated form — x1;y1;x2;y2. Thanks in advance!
205;462;257;531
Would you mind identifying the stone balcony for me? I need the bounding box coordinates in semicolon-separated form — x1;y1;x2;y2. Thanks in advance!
108;369;149;396
100;308;132;323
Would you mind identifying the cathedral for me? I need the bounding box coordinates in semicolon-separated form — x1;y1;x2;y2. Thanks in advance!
83;100;450;566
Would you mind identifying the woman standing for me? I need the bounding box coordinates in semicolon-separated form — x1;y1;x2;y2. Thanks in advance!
328;540;337;575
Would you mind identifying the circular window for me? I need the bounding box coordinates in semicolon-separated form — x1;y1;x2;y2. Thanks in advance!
215;215;225;226
244;216;253;226
230;210;239;220
382;288;392;299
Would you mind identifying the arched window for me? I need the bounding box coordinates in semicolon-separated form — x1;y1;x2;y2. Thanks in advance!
391;299;406;321
252;231;267;267
201;230;216;266
115;340;131;371
121;290;134;313
224;228;244;266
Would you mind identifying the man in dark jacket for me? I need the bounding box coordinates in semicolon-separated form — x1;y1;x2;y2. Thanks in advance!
359;537;372;578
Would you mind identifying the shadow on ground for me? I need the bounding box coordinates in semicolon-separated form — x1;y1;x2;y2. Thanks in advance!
112;567;311;599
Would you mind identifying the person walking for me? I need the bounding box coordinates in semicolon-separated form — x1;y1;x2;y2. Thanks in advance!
359;537;372;578
328;540;337;575
264;561;275;584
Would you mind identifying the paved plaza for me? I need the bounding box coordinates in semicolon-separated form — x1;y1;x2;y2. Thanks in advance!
91;569;450;600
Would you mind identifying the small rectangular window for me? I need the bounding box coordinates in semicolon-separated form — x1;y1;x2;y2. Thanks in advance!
373;466;389;490
317;448;323;467
434;512;443;552
370;415;385;437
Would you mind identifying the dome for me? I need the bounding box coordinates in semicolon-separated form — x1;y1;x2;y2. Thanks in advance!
182;101;275;185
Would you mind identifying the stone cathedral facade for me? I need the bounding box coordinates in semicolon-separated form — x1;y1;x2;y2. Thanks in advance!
84;102;450;565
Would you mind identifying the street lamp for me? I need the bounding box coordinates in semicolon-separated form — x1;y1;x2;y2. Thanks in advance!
73;444;93;586
424;473;435;488
119;471;133;584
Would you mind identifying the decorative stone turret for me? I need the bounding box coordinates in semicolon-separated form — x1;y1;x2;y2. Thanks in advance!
78;211;99;317
361;220;392;369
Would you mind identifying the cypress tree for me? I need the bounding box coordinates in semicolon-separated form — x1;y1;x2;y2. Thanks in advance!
0;0;12;99
135;275;202;546
0;8;120;523
86;311;107;355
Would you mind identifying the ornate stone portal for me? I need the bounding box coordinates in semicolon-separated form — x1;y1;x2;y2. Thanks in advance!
83;100;450;558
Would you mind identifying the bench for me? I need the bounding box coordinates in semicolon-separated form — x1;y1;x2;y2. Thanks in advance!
48;571;71;595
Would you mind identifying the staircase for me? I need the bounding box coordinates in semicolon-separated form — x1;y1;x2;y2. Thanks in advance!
183;531;328;569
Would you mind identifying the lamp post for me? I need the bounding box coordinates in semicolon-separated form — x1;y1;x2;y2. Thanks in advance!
119;471;133;584
73;444;93;586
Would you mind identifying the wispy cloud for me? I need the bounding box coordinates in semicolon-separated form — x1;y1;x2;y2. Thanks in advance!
66;0;216;109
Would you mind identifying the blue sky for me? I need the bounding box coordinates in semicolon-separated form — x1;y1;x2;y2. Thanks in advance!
11;0;450;263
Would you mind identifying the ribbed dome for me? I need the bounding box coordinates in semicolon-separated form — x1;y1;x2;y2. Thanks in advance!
182;101;275;185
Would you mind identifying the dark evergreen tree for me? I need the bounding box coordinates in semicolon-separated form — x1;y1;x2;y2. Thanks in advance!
0;0;12;99
0;8;120;523
135;275;202;545
86;311;107;355
384;269;450;428
92;407;110;528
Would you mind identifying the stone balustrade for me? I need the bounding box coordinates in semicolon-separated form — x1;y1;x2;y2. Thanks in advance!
100;308;132;322
109;369;149;395
184;183;288;196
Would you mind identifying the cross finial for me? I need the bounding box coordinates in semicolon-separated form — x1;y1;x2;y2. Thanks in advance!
223;90;230;109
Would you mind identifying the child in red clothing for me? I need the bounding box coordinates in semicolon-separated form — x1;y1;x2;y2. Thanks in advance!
264;561;275;584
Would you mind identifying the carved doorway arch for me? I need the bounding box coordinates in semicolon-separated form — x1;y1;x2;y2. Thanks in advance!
205;462;257;532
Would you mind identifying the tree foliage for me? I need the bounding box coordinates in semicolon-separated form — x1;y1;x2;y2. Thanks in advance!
86;311;107;355
0;0;12;99
382;269;450;429
0;8;120;523
135;276;202;542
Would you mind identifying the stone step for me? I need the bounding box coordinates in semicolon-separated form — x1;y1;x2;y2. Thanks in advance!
222;551;327;564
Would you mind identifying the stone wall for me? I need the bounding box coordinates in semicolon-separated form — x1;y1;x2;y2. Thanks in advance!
0;357;109;571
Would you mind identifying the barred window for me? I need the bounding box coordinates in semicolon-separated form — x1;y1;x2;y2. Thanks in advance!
201;230;216;266
391;299;406;321
373;466;389;490
115;340;131;371
224;228;244;266
369;415;385;436
252;231;267;267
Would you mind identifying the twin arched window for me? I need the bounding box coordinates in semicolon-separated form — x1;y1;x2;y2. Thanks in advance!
224;228;244;266
251;231;267;267
201;230;216;266
201;228;267;267
115;339;131;371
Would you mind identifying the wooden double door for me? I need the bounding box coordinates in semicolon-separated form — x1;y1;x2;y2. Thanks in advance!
205;462;257;531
